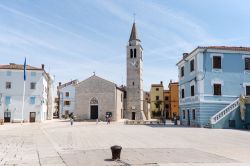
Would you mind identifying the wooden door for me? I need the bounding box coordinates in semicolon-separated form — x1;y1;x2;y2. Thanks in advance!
30;112;36;122
4;112;11;122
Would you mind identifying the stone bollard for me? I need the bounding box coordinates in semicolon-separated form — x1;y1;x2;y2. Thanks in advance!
110;145;122;160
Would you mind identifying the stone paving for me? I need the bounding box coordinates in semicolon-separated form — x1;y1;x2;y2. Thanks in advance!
0;120;250;166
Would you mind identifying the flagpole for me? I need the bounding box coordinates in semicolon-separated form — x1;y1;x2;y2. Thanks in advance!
21;81;25;123
21;57;26;123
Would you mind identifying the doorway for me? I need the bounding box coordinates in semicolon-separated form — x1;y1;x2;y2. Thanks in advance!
187;109;190;126
30;112;36;122
4;112;11;122
132;112;135;120
90;105;98;119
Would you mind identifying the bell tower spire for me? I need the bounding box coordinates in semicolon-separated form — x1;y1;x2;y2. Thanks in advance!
125;22;145;120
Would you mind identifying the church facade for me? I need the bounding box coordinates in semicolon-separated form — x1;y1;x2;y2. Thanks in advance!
75;75;124;121
73;22;148;121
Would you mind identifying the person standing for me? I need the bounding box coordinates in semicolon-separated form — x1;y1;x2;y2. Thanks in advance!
70;118;74;126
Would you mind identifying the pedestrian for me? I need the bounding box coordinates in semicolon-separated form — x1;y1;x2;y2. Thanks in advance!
107;117;111;124
96;118;99;124
70;118;74;126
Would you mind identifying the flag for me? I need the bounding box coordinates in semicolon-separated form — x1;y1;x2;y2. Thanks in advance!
24;57;26;81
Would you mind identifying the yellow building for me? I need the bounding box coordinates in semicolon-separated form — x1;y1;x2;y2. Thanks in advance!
168;81;179;119
150;81;164;118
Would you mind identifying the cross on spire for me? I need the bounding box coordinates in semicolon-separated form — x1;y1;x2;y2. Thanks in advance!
133;13;136;23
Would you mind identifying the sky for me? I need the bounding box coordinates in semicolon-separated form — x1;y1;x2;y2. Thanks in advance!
1;0;250;91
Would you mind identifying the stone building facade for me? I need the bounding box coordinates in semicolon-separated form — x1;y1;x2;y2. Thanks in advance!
75;75;124;121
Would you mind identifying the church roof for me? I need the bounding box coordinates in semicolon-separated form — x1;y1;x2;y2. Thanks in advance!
129;22;140;42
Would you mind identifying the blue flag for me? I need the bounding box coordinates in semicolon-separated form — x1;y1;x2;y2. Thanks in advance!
24;57;26;81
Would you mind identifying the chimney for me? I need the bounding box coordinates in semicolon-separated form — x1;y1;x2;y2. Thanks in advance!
41;64;44;70
59;82;61;86
170;79;172;83
160;81;163;85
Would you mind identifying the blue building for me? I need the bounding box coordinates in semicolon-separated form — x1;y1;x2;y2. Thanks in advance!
177;46;250;129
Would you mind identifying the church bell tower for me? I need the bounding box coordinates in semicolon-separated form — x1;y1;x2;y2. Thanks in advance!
126;22;145;120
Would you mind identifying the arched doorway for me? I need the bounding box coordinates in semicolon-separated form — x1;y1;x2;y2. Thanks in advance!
90;97;98;119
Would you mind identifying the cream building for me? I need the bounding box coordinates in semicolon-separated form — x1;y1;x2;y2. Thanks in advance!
75;75;124;121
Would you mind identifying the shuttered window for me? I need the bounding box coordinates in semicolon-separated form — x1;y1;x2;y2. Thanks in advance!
213;56;221;69
213;84;221;95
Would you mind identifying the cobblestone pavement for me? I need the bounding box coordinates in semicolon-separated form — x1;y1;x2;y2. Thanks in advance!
0;120;250;166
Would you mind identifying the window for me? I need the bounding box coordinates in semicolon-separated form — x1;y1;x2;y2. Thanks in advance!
213;56;221;69
156;88;159;91
213;84;221;95
191;85;195;96
134;48;136;58
190;59;194;72
31;72;36;77
5;96;11;105
245;58;250;70
181;66;184;77
181;89;185;98
182;110;185;119
30;82;36;89
121;94;123;102
6;71;11;76
192;109;195;120
165;105;169;109
30;97;36;104
165;96;169;100
124;91;127;98
6;82;11;89
130;49;133;58
65;92;69;97
132;82;134;86
246;86;250;96
156;96;159;100
156;104;159;108
64;101;71;106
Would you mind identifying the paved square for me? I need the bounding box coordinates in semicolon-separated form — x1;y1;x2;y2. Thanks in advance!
0;120;250;166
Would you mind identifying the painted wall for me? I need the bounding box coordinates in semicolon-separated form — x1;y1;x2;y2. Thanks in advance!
0;69;49;122
58;84;76;118
178;48;250;128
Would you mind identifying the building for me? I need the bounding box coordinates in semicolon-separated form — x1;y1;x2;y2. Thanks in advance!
177;46;250;128
150;81;164;118
125;22;145;120
0;63;54;122
69;22;149;121
75;75;124;121
58;80;78;118
163;90;170;119
168;81;179;119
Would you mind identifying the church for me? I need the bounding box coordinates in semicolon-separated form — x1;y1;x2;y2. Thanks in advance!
75;22;148;121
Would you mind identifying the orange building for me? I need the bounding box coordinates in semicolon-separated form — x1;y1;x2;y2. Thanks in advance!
168;81;179;119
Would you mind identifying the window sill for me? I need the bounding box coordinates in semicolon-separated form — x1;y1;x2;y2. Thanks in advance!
212;69;222;72
244;70;250;74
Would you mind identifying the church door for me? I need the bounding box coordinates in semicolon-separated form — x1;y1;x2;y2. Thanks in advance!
90;105;98;119
132;112;135;120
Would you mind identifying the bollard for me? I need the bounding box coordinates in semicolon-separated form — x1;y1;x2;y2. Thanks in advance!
110;145;122;160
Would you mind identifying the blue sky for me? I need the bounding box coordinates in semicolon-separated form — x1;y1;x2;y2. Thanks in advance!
1;0;250;90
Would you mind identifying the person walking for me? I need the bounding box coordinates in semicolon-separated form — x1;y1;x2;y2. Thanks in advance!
107;116;111;124
70;118;74;126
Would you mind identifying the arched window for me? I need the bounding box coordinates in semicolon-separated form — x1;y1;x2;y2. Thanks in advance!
90;97;98;105
134;49;137;58
130;49;133;58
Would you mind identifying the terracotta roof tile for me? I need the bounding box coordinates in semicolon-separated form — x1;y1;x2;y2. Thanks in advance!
0;63;42;70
